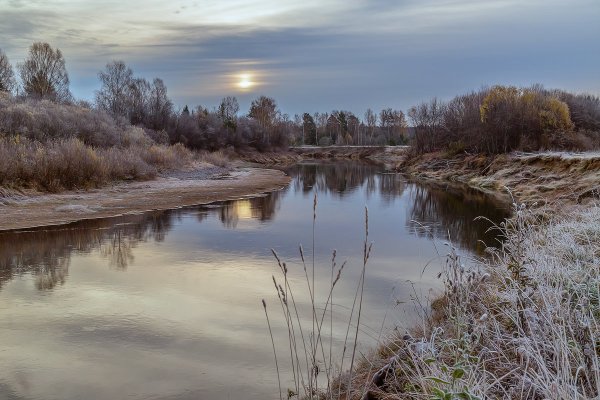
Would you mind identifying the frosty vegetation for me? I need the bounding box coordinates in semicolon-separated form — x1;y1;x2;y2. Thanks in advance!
332;204;600;399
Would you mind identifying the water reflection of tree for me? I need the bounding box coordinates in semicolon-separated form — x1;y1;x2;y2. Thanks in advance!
286;161;405;200
0;192;289;289
101;230;135;270
213;162;411;230
378;173;406;204
35;256;70;290
0;211;174;290
0;228;80;291
287;161;509;253
288;162;375;197
216;162;408;228
407;184;510;254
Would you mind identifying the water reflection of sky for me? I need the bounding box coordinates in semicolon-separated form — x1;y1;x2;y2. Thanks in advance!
0;161;510;400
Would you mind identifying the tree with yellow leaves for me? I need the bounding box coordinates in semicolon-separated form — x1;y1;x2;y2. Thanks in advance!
480;86;522;153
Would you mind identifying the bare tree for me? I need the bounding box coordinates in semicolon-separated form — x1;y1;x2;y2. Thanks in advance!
364;109;377;143
326;113;341;143
315;112;328;143
346;112;360;144
408;98;447;153
557;91;600;131
480;86;523;153
248;95;278;141
218;96;239;130
249;96;278;128
0;49;16;94
18;42;71;102
96;60;134;118
443;90;487;152
392;109;408;144
379;108;406;144
146;78;172;131
128;77;151;125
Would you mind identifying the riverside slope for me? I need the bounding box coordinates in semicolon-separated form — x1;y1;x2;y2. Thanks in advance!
400;151;600;206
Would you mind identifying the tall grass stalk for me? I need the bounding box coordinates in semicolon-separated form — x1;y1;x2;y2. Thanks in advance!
263;195;373;399
263;299;283;400
312;193;317;394
345;207;371;399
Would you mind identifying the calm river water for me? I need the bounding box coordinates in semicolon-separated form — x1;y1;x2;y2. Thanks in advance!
0;162;509;400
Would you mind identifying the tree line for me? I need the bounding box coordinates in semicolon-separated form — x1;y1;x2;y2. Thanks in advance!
1;42;599;153
0;42;410;151
409;85;600;154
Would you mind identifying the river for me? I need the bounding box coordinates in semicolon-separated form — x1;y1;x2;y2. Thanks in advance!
0;161;509;400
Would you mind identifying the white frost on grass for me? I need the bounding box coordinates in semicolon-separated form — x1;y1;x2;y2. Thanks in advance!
55;204;97;213
516;150;600;160
355;204;600;399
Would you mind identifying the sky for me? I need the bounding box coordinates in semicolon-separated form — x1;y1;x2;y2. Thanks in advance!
1;0;599;115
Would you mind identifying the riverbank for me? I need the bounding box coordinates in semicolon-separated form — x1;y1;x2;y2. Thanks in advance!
399;151;600;206
320;150;600;399
235;146;409;167
335;195;600;400
0;166;290;231
290;146;407;162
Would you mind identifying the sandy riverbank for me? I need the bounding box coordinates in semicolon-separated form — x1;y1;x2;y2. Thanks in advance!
0;167;290;231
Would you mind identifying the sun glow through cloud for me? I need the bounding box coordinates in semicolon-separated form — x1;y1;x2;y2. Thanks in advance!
237;73;254;90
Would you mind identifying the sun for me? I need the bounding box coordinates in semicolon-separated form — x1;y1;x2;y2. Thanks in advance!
237;74;253;90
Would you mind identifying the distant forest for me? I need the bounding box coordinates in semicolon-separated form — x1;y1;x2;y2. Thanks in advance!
1;42;600;154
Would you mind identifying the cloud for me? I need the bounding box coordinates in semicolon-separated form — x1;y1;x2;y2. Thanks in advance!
0;0;598;113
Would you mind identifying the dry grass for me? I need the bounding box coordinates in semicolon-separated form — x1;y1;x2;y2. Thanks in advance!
0;94;131;147
197;149;231;167
335;203;600;399
0;136;195;191
0;94;206;192
263;195;374;400
138;143;193;171
401;151;600;206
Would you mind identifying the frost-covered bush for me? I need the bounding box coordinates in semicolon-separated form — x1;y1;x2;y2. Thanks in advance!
0;136;194;191
0;94;151;147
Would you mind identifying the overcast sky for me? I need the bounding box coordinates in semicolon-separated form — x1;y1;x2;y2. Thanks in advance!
1;0;599;115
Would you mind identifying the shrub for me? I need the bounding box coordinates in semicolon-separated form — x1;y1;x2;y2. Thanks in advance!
0;95;201;192
98;146;156;181
138;143;193;171
0;95;129;146
0;137;106;191
197;149;230;167
0;136;194;191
